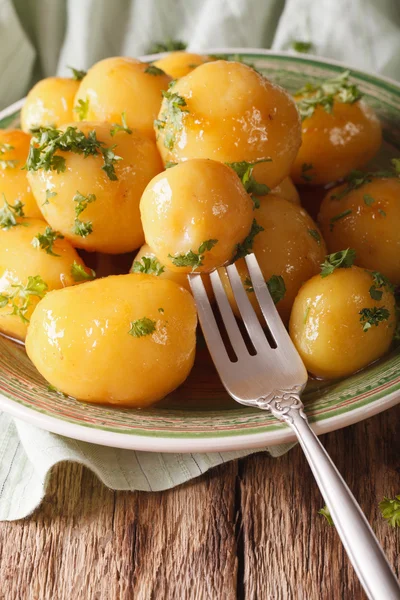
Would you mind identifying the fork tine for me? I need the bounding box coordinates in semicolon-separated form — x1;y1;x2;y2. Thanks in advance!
188;273;233;371
225;262;272;355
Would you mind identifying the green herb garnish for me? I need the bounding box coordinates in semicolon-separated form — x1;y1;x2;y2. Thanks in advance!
378;209;387;217
0;195;25;230
292;41;313;53
0;275;48;323
145;65;166;76
168;239;218;269
320;248;356;277
359;307;390;332
128;317;157;338
369;271;394;301
73;219;93;238
131;256;165;276
70;261;96;281
233;219;264;261
68;67;87;81
329;209;352;231
301;163;313;182
296;71;362;121
147;40;187;54
226;159;271;196
0;143;18;169
267;275;286;304
165;161;177;169
74;98;89;121
363;194;375;206
43;189;57;206
318;505;334;526
32;226;64;256
73;191;96;217
379;495;400;527
154;85;188;150
110;112;132;137
308;229;321;245
47;384;67;397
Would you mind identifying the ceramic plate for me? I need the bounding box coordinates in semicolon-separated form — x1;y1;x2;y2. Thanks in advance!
0;49;399;453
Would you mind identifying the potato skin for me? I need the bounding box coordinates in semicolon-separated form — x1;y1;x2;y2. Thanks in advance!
270;176;300;204
140;159;254;273
27;122;163;254
291;99;382;186
153;52;210;79
74;57;171;139
21;77;80;132
0;218;89;341
289;266;396;379
221;196;326;324
0;130;40;218
318;178;400;285
155;61;301;188
26;274;197;407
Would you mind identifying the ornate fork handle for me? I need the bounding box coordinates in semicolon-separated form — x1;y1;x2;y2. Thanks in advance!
256;389;400;600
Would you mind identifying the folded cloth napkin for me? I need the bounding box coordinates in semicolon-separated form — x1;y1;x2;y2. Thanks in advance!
0;0;399;521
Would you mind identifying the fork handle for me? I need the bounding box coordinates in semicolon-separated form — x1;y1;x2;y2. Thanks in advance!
283;403;400;600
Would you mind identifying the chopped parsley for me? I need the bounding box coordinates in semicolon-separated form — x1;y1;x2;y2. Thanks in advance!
154;85;188;150
43;189;57;206
24;126;122;181
369;271;394;301
47;384;67;397
131;256;165;276
169;239;218;269
0;143;18;169
359;307;390;332
74;98;90;121
378;208;387;217
226;159;271;196
292;41;313;53
0;195;25;230
363;194;375;206
391;158;400;174
110;112;132;136
128;317;157;338
318;505;334;526
73;191;96;217
308;229;321;245
243;274;285;303
32;226;64;256
295;70;362;121
320;248;356;277
158;307;164;314
70;261;96;281
244;276;254;293
330;163;400;201
0;275;48;323
301;163;313;182
145;65;166;76
379;495;400;527
165;161;177;169
68;67;87;81
329;209;352;231
147;39;187;53
233;219;264;261
73;219;93;238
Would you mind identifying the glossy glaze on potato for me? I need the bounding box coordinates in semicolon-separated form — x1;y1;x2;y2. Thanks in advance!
0;130;41;218
270;176;300;204
153;52;210;79
140;159;254;273
26;274;197;407
74;57;171;139
21;77;80;132
289;266;396;379
27;122;164;254
318;177;400;284
155;61;302;188
0;218;89;340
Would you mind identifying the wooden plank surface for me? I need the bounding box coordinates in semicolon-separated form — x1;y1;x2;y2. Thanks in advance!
0;406;398;600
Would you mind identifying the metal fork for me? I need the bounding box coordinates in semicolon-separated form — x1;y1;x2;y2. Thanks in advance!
188;253;400;600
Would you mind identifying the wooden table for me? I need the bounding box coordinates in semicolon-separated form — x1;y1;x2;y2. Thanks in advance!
0;406;398;600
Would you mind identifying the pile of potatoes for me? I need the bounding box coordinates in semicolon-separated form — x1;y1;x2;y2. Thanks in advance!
0;51;398;407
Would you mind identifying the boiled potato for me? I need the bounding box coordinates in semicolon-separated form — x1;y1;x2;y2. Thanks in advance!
318;176;400;285
221;196;327;324
140;159;254;273
21;77;80;132
291;75;381;185
26;274;197;407
153;52;210;79
0;130;40;218
74;57;171;139
27;122;163;254
0;217;90;341
289;266;396;378
271;176;300;204
155;61;301;188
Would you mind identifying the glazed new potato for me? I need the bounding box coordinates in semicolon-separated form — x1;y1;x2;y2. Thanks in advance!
291;72;382;185
27;122;163;253
152;52;210;79
270;177;300;204
26;274;197;407
74;57;171;138
140;159;254;273
0;130;40;218
221;196;326;324
290;264;396;379
21;77;80;132
155;61;301;188
0;217;90;341
318;174;400;285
